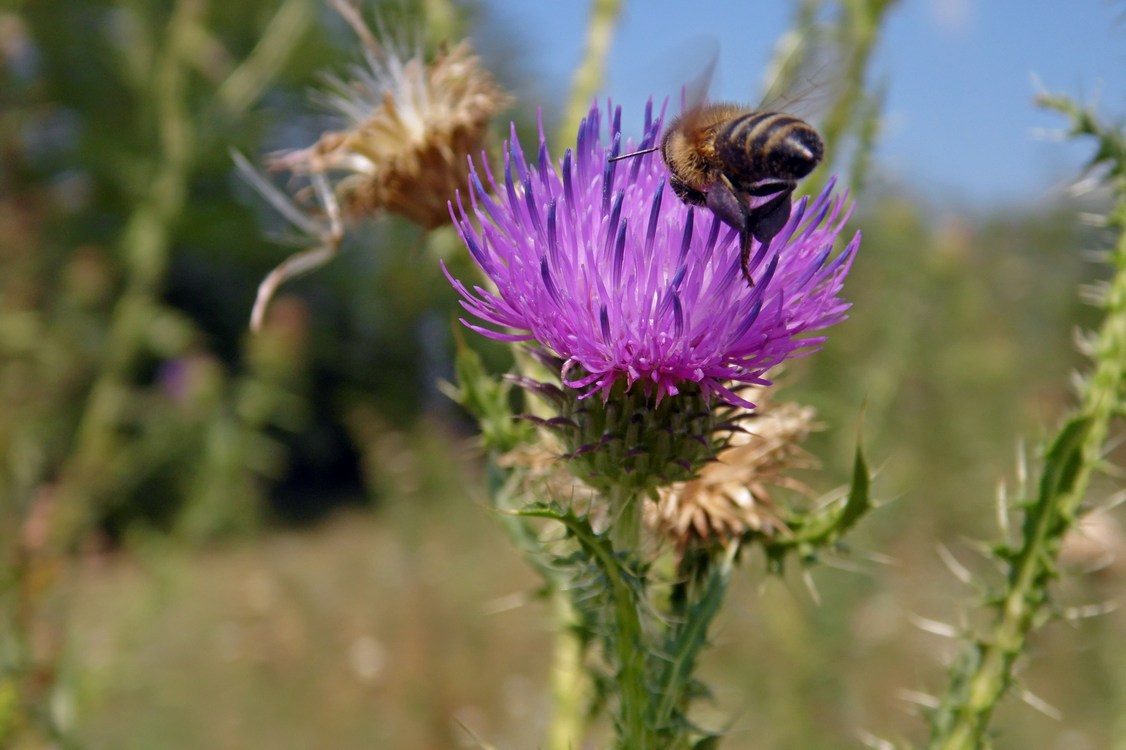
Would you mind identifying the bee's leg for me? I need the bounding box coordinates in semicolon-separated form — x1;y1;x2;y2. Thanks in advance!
705;178;758;286
739;226;755;287
704;177;750;234
747;188;794;246
736;188;795;287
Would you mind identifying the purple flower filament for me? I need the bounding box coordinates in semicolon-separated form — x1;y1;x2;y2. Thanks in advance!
445;101;860;408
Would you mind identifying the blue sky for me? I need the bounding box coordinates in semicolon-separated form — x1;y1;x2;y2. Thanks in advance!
479;0;1126;209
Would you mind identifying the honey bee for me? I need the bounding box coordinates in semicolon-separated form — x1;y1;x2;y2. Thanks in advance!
613;103;824;286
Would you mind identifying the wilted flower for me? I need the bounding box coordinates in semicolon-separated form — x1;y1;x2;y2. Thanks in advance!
271;25;510;228
649;396;818;552
496;437;599;508
446;102;859;409
1059;507;1126;576
244;3;510;330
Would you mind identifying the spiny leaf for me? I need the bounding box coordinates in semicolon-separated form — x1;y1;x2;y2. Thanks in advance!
518;502;653;743
446;329;531;453
840;436;873;531
651;547;735;733
766;434;873;564
1035;415;1092;504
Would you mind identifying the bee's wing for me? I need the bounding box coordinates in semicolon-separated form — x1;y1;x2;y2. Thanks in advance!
638;35;720;115
757;30;839;121
680;48;718;112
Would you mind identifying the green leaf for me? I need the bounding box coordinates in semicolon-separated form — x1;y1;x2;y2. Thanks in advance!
839;436;873;533
692;735;724;750
766;434;873;564
1036;415;1092;504
446;329;530;453
517;502;652;744
651;547;734;733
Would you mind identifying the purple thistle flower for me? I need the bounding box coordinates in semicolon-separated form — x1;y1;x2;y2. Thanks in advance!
445;102;859;409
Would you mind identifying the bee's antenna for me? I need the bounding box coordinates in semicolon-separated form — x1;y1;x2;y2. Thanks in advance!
608;146;660;163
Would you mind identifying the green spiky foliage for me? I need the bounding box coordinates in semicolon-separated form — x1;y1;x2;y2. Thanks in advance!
925;94;1126;750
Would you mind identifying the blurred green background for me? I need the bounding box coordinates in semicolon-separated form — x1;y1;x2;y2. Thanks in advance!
1;1;1123;748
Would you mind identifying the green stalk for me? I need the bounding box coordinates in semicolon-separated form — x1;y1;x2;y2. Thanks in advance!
421;0;464;49
491;464;591;750
215;0;313;116
609;484;642;552
928;417;1095;749
556;0;623;152
605;485;649;747
52;0;307;548
522;498;652;748
816;0;896;154
13;9;202;740
452;339;594;747
54;0;204;548
811;0;897;197
650;546;734;738
927;97;1126;749
546;591;588;750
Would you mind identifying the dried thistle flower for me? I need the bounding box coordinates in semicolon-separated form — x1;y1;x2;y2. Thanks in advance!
497;437;599;510
272;35;511;227
649;396;819;552
1059;507;1126;576
244;1;510;330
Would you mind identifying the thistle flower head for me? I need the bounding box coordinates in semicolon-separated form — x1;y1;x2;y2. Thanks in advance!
446;102;859;408
272;27;510;228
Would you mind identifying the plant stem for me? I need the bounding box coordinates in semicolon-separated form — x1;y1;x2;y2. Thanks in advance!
557;0;622;152
928;420;1093;749
54;0;204;549
546;591;588;750
215;0;313;116
818;0;896;152
801;0;898;198
605;485;649;748
609;484;642;551
926;102;1126;749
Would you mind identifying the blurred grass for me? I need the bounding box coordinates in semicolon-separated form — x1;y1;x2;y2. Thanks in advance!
58;417;1124;750
65;424;550;750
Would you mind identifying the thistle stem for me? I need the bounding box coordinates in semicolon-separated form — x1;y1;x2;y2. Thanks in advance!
605;485;650;748
609;485;642;551
53;0;205;548
927;99;1126;749
557;0;622;152
546;592;588;750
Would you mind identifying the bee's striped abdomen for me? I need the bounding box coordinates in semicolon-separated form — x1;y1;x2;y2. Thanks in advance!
718;111;823;184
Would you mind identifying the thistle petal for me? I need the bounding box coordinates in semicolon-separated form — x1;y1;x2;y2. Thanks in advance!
447;101;859;407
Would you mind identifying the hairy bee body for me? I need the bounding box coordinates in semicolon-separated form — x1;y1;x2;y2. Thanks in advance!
659;103;824;285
